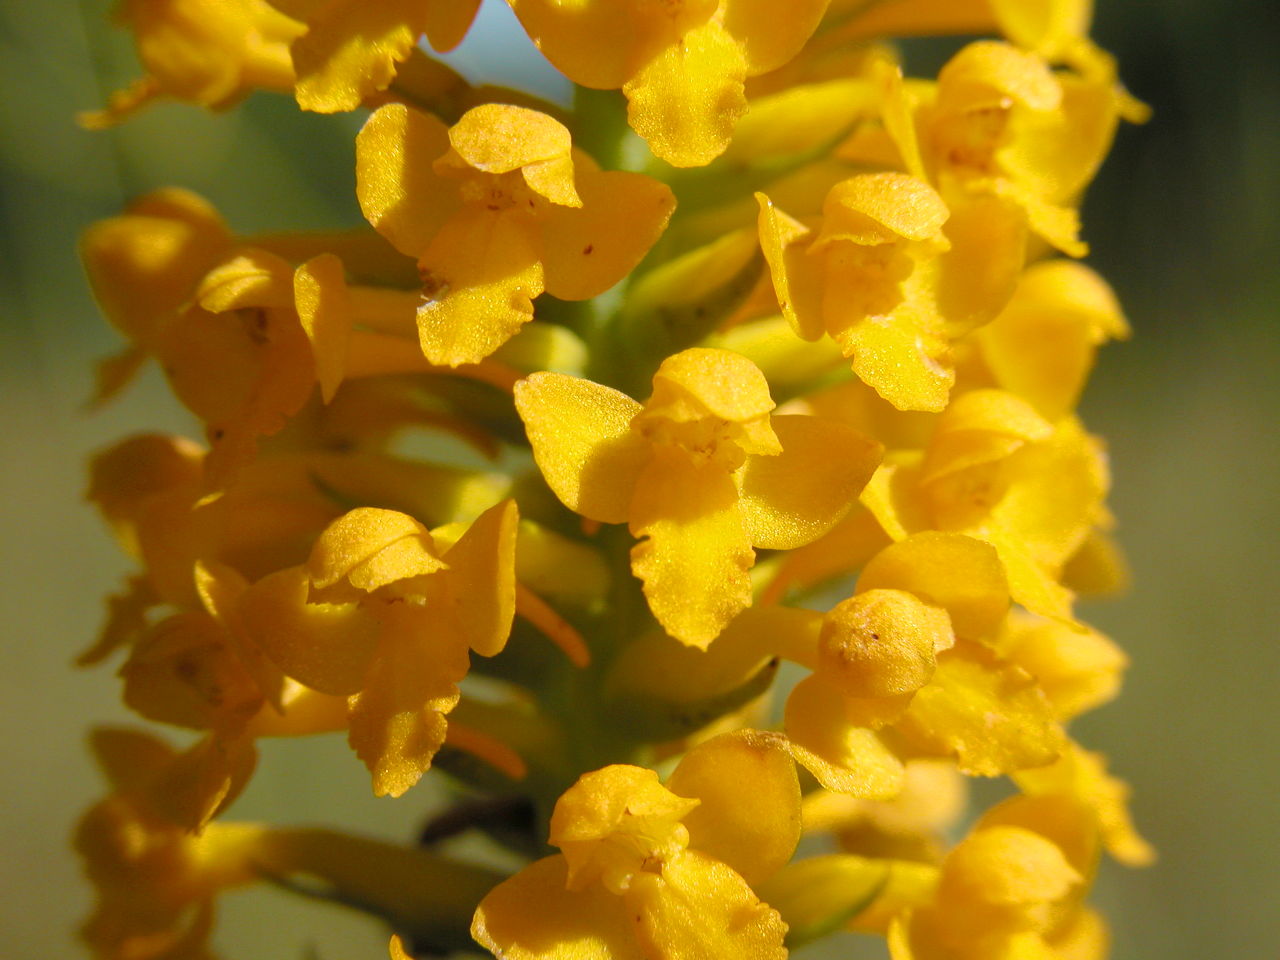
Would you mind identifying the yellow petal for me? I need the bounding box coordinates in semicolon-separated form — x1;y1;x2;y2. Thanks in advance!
195;559;290;711
830;0;995;42
939;825;1081;908
987;531;1077;623
506;0;707;90
89;345;150;406
933;192;1028;338
667;730;801;887
87;727;177;793
238;566;380;695
308;508;446;593
1061;529;1130;597
895;642;1064;776
838;307;954;413
818;173;949;246
978;260;1129;420
1050;907;1110;960
936;41;1061;114
147;0;301;94
87;433;203;539
857;532;1010;641
987;0;1093;55
626;850;788;960
861;458;930;543
539;168;675;301
739;414;882;550
644;347;777;431
999;615;1126;720
436;499;518;657
722;0;830;75
444;104;579;207
293;0;432;112
819;589;954;699
623;21;748;167
80;187;232;345
514;371;648;525
990;418;1108;570
785;675;906;799
356;104;460;258
347;602;468;797
472;855;645;960
422;0;481;51
197;247;295;312
121;611;264;733
1013;744;1155;867
294;253;352;403
630;446;754;648
985;177;1088;257
78;574;159;666
976;793;1100;880
755;192;825;341
551;765;699;850
242;682;348;737
1000;72;1121;207
875;60;927;180
921;389;1053;486
417;208;544;366
151;733;259;833
155;302;315;487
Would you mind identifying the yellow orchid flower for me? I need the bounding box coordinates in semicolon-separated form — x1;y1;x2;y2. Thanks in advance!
759;378;1111;617
506;0;832;166
77;727;507;959
230;501;519;796
1014;742;1155;868
861;391;1110;621
779;533;1062;790
757;171;1026;413
870;41;1124;257
972;260;1130;421
186;246;527;480
472;730;798;960
80;0;304;127
86;434;343;609
75;728;264;958
516;347;882;646
118;609;271;735
888;821;1086;960
356;102;676;366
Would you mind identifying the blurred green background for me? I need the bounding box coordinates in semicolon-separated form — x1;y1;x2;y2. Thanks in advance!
1;1;1274;957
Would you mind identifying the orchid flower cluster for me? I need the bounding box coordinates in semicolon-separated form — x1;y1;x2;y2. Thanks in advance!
75;1;1154;958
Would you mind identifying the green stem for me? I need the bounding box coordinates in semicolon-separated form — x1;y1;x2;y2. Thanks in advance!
569;86;632;171
253;826;505;953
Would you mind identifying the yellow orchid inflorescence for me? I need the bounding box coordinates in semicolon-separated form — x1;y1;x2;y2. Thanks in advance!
74;1;1154;958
